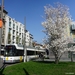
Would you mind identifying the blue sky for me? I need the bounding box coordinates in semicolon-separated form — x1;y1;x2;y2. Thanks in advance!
0;0;75;43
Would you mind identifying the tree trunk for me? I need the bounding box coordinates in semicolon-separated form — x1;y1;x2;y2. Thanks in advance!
55;55;59;64
71;51;73;62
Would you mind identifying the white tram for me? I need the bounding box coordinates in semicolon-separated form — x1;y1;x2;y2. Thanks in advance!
3;44;45;63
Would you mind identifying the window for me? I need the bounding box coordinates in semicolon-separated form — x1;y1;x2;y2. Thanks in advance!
22;33;23;38
9;28;11;33
2;39;4;43
13;42;15;44
0;14;1;18
13;30;15;34
13;36;15;40
9;18;11;21
3;30;5;35
74;38;75;42
13;24;15;29
9;22;11;27
19;27;21;32
16;25;18;30
72;24;75;30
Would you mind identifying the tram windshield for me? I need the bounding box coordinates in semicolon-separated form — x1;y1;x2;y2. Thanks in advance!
4;46;14;56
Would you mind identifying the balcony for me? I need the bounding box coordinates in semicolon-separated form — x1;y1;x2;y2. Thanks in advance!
2;16;6;23
19;35;21;38
13;28;16;31
9;26;12;29
16;29;18;32
13;34;15;36
73;38;75;42
12;40;15;43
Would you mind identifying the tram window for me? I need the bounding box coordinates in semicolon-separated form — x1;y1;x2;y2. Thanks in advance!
5;46;16;56
27;51;35;55
16;50;24;56
12;46;17;55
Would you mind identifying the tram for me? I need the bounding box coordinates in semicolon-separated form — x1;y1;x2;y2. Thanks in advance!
3;44;45;63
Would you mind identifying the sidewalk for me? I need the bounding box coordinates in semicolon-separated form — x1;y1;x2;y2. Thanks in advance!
34;58;75;62
0;57;4;68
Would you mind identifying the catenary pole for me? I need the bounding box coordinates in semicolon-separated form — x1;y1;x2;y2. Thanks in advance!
0;0;4;56
0;0;4;68
24;17;27;62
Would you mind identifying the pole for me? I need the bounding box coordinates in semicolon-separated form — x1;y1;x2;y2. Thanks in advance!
0;0;4;56
0;0;4;68
24;17;27;62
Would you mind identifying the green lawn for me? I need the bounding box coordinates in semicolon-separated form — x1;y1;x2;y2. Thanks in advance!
0;61;75;75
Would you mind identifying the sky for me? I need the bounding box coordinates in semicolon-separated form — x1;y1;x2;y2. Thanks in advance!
0;0;75;44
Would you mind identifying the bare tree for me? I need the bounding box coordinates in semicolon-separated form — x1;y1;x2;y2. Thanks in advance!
42;2;73;64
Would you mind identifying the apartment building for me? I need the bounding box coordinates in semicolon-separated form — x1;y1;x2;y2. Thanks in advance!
61;21;75;59
25;30;33;46
0;8;33;47
5;15;25;45
0;7;8;47
70;22;75;41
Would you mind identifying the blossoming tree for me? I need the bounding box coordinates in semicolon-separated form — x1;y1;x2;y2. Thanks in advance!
42;3;73;64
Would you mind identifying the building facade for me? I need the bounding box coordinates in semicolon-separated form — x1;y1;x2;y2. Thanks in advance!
0;8;33;47
25;30;33;46
70;22;75;41
0;7;8;46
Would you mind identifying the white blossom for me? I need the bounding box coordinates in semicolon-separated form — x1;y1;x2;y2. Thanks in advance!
42;3;73;63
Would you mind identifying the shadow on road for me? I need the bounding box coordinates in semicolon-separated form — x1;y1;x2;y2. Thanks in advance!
0;64;6;75
23;68;29;75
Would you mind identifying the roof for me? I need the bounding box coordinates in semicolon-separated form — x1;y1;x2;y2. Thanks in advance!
5;44;24;50
5;44;45;52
